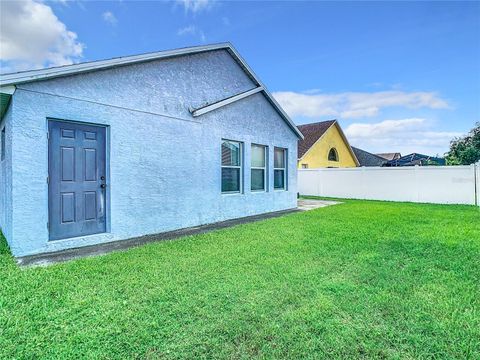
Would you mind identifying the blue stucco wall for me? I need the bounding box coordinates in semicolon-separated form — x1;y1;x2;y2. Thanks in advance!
7;49;298;256
0;103;13;243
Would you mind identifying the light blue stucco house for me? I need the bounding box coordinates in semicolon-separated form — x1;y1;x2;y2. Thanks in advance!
0;43;303;257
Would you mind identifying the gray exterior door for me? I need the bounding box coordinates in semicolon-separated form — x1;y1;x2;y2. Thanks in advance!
48;120;107;240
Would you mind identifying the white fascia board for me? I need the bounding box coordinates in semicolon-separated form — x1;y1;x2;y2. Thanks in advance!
334;121;360;167
0;85;15;94
0;43;232;86
190;87;263;117
227;45;304;140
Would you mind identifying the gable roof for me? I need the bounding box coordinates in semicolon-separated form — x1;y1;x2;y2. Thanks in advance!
376;152;401;161
297;120;360;166
0;42;303;139
352;147;387;167
385;153;446;167
297;120;336;158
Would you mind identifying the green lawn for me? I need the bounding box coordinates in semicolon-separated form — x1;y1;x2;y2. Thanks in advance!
1;200;479;359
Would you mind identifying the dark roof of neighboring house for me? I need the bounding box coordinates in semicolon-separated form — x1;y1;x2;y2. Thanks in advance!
376;152;402;161
352;147;387;167
297;120;337;158
385;153;446;167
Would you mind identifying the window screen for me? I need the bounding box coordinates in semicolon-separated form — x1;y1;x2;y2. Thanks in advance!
274;147;286;190
251;144;266;191
221;140;242;193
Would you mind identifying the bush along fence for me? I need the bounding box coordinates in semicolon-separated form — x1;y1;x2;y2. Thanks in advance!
298;163;480;206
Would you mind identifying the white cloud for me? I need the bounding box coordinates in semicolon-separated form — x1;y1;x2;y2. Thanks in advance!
345;118;428;137
0;0;84;72
177;25;197;36
177;25;206;42
272;90;450;119
176;0;214;13
102;11;118;26
344;118;461;156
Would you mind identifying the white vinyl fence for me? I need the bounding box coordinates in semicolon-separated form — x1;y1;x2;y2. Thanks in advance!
477;163;480;206
298;164;480;206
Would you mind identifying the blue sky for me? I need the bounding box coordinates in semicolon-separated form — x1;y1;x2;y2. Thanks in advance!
1;0;479;155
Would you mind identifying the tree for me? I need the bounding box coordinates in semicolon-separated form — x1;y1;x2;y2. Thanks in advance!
446;122;480;165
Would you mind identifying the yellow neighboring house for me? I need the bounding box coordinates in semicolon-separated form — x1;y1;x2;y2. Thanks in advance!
297;120;359;168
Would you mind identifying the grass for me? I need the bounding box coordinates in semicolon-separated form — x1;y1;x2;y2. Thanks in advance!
1;199;479;359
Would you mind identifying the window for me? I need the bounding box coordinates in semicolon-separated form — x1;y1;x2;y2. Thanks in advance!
251;144;267;191
301;164;308;169
221;140;242;193
328;148;339;162
274;147;287;190
1;127;5;161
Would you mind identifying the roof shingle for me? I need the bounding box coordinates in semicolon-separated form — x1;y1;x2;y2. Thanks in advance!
352;147;386;167
384;153;446;166
297;120;336;158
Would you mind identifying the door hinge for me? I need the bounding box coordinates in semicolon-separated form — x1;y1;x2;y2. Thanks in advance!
46;176;49;184
47;131;49;139
47;222;49;229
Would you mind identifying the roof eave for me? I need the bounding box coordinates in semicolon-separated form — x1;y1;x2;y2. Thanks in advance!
0;42;303;140
297;120;337;161
0;43;233;87
0;85;15;121
333;121;360;166
225;45;303;139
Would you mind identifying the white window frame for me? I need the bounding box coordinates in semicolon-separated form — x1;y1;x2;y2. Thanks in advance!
251;144;267;192
274;147;287;191
221;139;243;194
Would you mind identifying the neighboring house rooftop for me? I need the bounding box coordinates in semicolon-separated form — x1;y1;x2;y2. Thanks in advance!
0;42;303;139
297;120;337;158
376;152;402;161
297;120;360;166
352;147;386;167
385;153;446;167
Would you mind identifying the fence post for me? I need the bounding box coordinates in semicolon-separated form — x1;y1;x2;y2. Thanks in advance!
361;166;366;200
476;162;480;207
414;165;420;203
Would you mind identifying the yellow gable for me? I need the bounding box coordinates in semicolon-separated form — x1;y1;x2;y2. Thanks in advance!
298;123;358;168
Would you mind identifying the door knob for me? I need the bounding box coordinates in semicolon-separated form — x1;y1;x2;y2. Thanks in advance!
100;184;107;189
